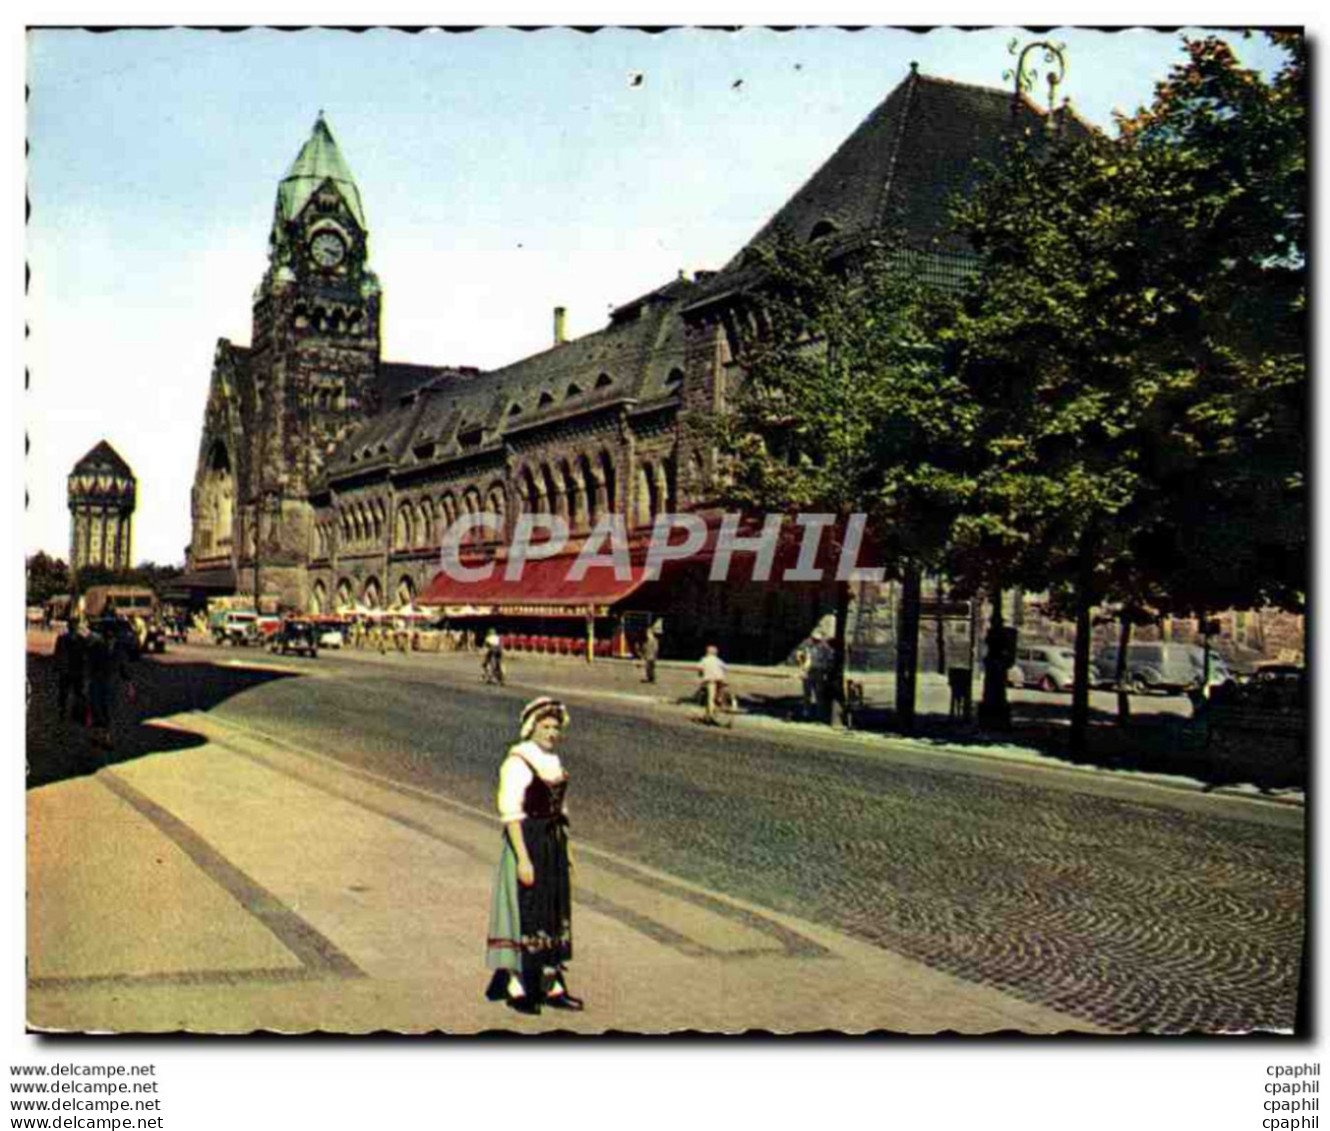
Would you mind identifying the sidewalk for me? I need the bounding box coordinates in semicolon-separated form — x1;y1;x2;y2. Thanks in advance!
27;709;1106;1036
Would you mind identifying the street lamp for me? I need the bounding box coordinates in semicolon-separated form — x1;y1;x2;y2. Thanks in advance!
1005;38;1068;127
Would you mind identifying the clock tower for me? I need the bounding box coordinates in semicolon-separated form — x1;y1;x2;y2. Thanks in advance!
245;112;382;610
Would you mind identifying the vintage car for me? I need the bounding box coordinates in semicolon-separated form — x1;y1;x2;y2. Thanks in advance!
211;610;259;646
272;620;319;658
1094;642;1230;695
1014;644;1078;692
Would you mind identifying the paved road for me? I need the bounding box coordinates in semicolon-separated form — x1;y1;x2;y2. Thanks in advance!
96;639;1299;1036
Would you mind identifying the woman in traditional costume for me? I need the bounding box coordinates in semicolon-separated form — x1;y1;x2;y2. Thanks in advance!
484;697;583;1014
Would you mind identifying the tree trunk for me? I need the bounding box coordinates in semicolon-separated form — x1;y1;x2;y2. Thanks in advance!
1069;551;1095;757
894;564;922;732
934;574;947;675
828;580;852;729
977;589;1010;729
1115;614;1133;723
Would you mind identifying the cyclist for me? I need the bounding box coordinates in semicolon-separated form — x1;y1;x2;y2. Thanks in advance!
482;627;505;685
697;644;730;727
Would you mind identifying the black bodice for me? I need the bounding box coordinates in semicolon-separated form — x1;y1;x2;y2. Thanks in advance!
521;763;568;821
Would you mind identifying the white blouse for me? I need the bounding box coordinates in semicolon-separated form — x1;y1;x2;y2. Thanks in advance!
496;740;567;823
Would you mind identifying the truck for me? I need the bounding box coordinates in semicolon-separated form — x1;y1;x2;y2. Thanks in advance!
209;608;259;646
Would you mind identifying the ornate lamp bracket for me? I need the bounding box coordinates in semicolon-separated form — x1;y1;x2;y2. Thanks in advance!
1005;38;1068;126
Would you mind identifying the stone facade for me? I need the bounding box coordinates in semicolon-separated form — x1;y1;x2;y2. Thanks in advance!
185;70;1079;660
68;440;136;576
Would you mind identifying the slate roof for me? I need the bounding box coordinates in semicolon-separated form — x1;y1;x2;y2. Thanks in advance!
687;68;1091;312
375;361;477;414
734;69;1059;261
323;282;694;484
72;440;134;479
317;68;1092;488
276;114;366;230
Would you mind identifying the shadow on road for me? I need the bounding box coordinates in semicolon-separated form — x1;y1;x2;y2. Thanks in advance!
728;685;1283;790
25;650;302;790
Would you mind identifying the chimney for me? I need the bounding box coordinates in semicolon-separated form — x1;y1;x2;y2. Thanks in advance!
554;306;567;346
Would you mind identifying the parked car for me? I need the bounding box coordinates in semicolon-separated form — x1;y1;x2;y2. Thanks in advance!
272;620;319;658
1250;661;1305;684
211;610;259;646
1015;644;1078;692
1094;642;1229;695
318;626;345;649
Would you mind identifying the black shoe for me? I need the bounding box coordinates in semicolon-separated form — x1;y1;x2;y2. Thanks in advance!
505;996;541;1015
484;971;509;1002
545;992;584;1011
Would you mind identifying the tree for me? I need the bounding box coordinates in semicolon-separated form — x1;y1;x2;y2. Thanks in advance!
941;32;1305;750
704;235;975;728
25;552;70;606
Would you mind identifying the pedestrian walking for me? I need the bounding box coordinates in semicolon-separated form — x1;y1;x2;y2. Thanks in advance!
808;635;834;722
84;620;135;753
796;644;815;720
697;644;729;726
640;627;659;684
484;697;582;1015
54;617;85;719
482;627;505;685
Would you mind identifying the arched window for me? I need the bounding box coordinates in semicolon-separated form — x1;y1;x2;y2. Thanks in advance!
396;576;415;608
663;454;678;512
578;454;599;527
599;450;617;517
636;464;654;528
395;503;412;549
417;497;433;545
561;460;584;531
541;464;562;520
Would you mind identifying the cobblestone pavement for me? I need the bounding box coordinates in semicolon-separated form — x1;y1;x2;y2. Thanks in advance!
29;643;1305;1034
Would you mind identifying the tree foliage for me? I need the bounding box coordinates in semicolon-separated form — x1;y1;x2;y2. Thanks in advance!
25;552;70;606
945;30;1305;617
708;237;973;562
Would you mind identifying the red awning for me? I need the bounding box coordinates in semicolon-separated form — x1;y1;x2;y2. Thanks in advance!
417;512;885;617
419;551;648;616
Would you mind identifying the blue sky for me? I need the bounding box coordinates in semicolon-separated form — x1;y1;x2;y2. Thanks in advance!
24;26;1294;566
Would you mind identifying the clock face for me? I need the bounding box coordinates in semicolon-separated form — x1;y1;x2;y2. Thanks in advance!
310;230;346;268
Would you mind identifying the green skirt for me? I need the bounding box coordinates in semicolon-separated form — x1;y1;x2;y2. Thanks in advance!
484;818;573;980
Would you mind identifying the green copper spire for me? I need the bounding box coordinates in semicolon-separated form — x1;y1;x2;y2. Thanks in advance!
275;114;366;231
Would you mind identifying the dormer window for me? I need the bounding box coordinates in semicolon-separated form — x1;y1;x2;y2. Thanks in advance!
665;368;684;389
809;219;840;242
508;403;523;417
459;427;484;449
539;391;555;408
595;373;613;389
566;383;583;399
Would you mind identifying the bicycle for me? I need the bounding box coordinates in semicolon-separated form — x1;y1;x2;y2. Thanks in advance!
481;650;506;685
